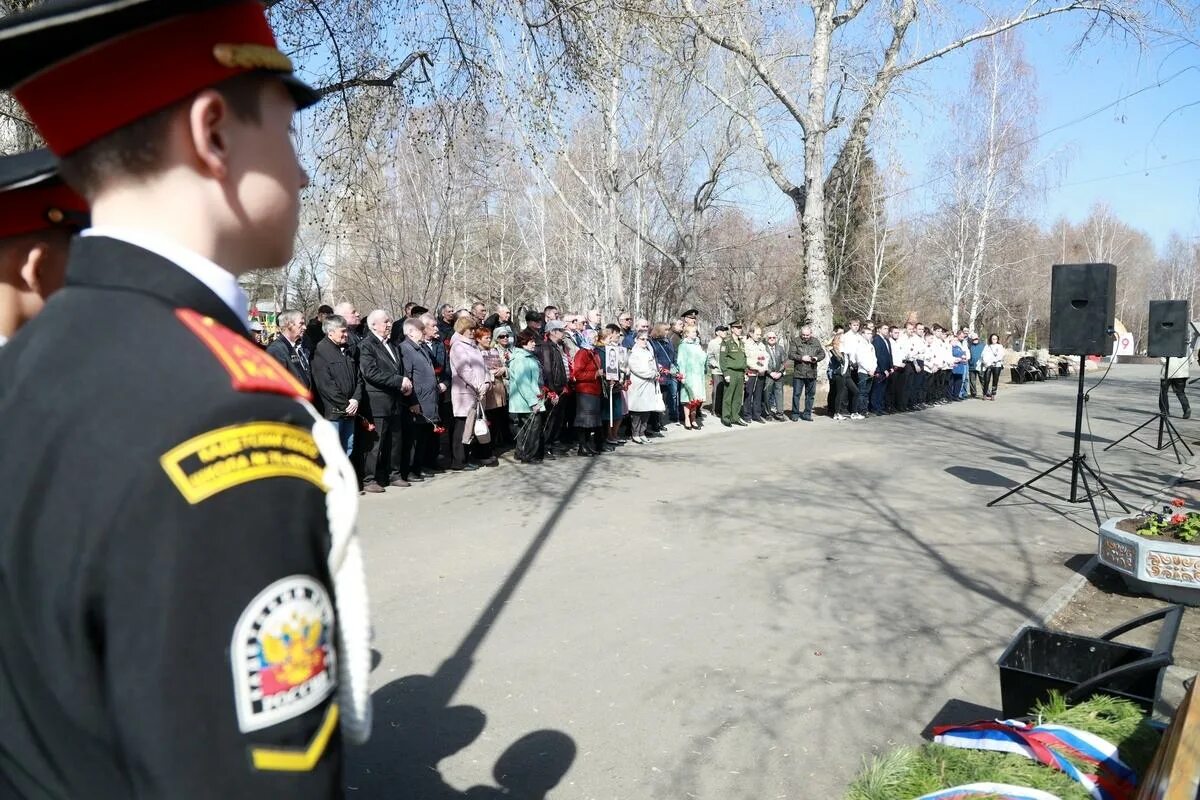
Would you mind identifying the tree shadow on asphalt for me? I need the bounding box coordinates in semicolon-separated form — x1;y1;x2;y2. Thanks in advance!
346;460;597;798
637;375;1194;797
641;469;1049;799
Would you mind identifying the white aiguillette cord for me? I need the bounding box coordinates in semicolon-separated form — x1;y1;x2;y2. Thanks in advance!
300;398;373;744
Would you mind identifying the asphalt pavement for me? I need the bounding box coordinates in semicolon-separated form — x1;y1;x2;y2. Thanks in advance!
346;363;1194;799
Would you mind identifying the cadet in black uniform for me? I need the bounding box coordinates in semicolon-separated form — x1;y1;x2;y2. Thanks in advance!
0;149;88;345
0;2;371;798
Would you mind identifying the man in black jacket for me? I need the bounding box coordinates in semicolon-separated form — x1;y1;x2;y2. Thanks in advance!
359;310;412;491
312;314;365;459
265;308;313;392
482;304;510;332
537;321;570;456
302;303;333;357
436;303;457;343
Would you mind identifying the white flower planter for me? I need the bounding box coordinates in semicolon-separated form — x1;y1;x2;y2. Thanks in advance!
1097;516;1200;606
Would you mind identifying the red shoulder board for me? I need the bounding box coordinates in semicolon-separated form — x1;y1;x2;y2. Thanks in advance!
176;309;312;400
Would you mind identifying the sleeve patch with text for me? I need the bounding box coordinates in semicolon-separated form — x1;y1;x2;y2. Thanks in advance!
160;422;325;504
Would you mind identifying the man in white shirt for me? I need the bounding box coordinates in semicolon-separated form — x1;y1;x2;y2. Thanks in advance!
855;330;877;417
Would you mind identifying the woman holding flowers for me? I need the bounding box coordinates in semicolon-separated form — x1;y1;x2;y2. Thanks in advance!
676;325;708;430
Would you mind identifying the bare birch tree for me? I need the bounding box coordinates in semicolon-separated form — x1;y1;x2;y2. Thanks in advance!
675;0;1175;339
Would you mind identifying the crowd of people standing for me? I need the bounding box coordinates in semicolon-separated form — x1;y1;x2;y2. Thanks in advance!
263;301;1010;491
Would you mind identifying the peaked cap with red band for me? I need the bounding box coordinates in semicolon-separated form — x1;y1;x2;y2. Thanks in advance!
0;149;89;240
0;0;320;157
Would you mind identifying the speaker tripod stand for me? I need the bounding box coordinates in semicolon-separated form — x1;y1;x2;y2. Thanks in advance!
1104;360;1193;464
988;357;1129;529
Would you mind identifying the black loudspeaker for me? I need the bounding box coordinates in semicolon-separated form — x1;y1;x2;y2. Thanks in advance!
1147;300;1189;358
1049;263;1117;355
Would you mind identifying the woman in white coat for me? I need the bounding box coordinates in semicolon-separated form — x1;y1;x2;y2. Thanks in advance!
626;331;664;443
979;334;1006;399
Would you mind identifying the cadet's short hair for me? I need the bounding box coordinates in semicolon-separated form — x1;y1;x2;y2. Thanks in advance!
322;315;347;335
59;73;269;200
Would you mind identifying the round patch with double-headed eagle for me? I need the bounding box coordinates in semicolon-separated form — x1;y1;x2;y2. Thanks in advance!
231;575;337;733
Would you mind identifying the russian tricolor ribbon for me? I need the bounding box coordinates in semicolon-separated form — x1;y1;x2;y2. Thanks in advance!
932;720;1136;800
916;783;1064;800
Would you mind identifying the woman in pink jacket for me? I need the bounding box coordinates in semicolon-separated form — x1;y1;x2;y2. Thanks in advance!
449;319;497;469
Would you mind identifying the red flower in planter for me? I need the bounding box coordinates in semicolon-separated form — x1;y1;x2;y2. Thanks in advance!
1171;497;1186;508
1171;513;1187;525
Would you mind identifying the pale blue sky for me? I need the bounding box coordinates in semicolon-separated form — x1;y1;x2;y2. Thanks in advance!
887;21;1199;248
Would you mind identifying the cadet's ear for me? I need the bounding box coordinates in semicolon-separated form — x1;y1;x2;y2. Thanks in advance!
187;89;232;180
17;234;70;299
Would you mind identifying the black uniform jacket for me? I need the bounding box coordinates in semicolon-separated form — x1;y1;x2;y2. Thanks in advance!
0;237;345;799
357;333;406;418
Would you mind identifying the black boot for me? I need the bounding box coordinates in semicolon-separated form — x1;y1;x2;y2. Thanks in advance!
576;430;596;456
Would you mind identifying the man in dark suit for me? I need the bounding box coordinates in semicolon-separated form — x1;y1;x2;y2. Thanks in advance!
265;308;313;392
400;316;440;478
871;324;894;415
311;314;366;460
359;309;412;492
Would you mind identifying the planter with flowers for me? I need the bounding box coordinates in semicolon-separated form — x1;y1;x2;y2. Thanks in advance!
1097;497;1200;606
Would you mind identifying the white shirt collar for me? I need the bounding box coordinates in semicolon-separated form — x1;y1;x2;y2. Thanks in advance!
0;333;7;348
82;227;250;330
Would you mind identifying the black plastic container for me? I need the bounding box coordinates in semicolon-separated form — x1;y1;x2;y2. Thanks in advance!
996;605;1182;718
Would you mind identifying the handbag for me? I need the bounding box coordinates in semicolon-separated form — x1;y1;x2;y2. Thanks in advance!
473;400;491;443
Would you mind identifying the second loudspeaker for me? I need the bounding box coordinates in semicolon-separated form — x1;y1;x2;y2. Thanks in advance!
1147;300;1189;358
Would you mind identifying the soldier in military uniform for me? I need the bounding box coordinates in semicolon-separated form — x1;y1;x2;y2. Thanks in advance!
0;149;88;346
719;321;748;426
0;2;371;797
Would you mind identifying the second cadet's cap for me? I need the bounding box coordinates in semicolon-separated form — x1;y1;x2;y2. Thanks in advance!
681;308;699;318
0;0;320;157
0;149;89;240
410;305;430;316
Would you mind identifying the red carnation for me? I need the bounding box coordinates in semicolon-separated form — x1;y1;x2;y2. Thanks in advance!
1171;513;1187;525
1171;497;1186;508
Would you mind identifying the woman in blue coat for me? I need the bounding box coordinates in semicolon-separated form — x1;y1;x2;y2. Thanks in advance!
507;330;547;462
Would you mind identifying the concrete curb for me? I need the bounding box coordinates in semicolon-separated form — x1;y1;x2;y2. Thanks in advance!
1021;555;1099;632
